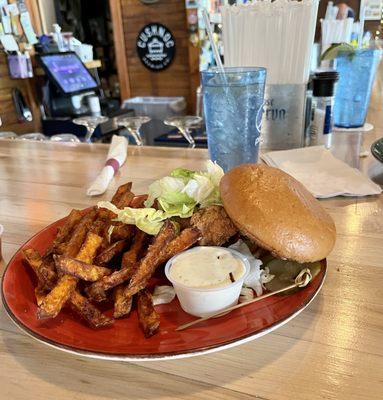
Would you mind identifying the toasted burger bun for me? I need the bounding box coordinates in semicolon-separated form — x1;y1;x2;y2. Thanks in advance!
220;164;336;263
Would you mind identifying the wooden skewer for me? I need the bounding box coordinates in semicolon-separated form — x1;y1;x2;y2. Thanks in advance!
176;269;313;332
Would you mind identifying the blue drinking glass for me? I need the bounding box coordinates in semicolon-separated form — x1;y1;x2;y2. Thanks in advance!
201;67;267;171
334;48;382;128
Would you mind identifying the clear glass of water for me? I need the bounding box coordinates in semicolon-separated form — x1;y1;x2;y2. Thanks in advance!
334;48;382;128
201;67;267;171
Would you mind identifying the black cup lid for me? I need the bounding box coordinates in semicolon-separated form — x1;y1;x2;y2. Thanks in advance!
312;70;339;97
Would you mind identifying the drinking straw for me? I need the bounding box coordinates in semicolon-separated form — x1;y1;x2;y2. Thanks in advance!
325;1;333;19
345;18;354;43
358;5;366;49
202;9;225;73
221;0;319;85
331;6;339;19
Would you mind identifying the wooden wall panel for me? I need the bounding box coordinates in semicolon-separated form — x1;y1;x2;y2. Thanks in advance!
0;54;41;134
110;0;131;100
120;0;193;111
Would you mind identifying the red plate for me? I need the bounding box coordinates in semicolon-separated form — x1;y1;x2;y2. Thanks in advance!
1;214;326;361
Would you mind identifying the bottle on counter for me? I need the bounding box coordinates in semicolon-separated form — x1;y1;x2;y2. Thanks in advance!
310;70;339;149
304;76;313;147
25;51;33;78
53;23;66;52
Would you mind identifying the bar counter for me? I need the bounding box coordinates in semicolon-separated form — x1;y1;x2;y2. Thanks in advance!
1;73;383;399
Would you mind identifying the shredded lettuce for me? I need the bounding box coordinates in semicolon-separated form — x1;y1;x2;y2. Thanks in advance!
170;168;195;179
98;160;224;235
229;239;268;296
97;202;168;235
152;285;176;306
145;160;224;208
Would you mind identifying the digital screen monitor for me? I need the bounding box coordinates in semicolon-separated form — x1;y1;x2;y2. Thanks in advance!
38;52;98;95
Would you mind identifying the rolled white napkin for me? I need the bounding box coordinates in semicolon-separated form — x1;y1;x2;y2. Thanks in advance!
261;146;382;198
87;135;128;196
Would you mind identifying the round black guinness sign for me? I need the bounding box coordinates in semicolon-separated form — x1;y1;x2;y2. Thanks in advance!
136;23;176;72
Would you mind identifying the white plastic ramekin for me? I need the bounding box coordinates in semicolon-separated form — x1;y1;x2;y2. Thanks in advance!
165;246;250;317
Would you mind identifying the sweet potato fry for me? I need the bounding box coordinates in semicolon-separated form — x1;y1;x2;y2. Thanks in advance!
89;218;112;254
38;229;102;319
115;191;135;209
112;230;148;316
86;230;147;302
69;291;114;328
121;230;148;270
137;289;160;338
94;239;128;266
51;209;83;252
23;249;56;290
63;209;98;258
113;285;133;318
97;183;134;220
158;227;201;264
86;264;136;302
76;232;103;264
123;226;201;299
89;218;109;236
23;248;44;279
129;195;148;209
37;274;77;319
40;258;57;290
35;285;46;306
110;224;135;243
111;182;132;206
55;255;112;281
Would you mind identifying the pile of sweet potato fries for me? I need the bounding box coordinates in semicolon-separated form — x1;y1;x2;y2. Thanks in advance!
23;183;201;337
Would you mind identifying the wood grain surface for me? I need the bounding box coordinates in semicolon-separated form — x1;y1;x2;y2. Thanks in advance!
120;0;193;109
0;54;41;134
1;74;383;400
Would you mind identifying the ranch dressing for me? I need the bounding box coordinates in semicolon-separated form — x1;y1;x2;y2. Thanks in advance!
169;247;245;289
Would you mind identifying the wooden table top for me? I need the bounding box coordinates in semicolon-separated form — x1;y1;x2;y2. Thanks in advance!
0;140;382;400
1;72;383;399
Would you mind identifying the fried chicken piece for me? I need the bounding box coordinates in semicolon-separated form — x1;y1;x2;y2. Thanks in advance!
190;205;238;246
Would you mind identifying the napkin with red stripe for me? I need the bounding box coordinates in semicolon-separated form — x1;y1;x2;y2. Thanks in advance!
87;135;128;196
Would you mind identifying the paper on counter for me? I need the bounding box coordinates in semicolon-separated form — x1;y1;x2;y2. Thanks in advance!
262;146;382;198
0;34;18;51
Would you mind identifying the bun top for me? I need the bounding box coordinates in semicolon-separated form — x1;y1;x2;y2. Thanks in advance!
220;164;336;263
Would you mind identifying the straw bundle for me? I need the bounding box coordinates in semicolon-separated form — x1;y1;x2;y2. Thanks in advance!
221;0;319;84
